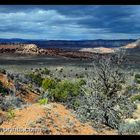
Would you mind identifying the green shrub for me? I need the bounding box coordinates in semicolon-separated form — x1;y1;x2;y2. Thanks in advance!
125;85;139;95
0;80;3;86
0;80;8;95
25;73;43;87
134;74;140;84
135;74;140;79
42;78;56;91
59;68;63;73
38;98;48;105
78;79;86;86
54;77;61;82
125;85;138;91
7;108;15;119
64;96;82;110
42;68;50;75
135;78;140;84
0;68;6;74
131;94;140;102
49;80;81;102
76;74;84;78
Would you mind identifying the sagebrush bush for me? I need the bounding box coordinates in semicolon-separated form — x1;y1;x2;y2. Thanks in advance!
0;95;24;111
135;74;140;79
0;68;6;74
134;73;140;84
78;79;86;86
135;78;140;84
118;120;140;135
76;93;136;129
0;80;9;95
25;73;43;87
41;68;50;75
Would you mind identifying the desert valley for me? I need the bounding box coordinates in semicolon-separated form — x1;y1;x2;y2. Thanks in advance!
0;38;140;135
0;5;140;135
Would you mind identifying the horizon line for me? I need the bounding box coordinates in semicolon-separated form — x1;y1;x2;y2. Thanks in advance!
0;38;138;41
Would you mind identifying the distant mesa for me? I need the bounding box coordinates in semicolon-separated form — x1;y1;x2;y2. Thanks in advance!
15;44;40;55
79;47;115;54
122;39;140;49
0;39;140;58
79;38;140;54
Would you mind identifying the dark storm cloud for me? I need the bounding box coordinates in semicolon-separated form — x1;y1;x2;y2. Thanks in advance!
0;5;140;39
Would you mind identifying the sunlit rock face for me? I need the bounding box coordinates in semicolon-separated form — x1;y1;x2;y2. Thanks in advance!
15;44;40;55
79;47;115;54
123;39;140;49
135;39;140;47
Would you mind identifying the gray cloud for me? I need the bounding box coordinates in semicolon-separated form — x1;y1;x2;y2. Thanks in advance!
0;5;140;40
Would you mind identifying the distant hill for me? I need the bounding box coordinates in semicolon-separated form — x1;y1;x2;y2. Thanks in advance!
79;47;116;54
0;38;136;50
122;39;140;49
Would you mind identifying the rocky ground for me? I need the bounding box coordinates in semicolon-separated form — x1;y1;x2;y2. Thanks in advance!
0;72;118;135
0;102;119;135
0;103;97;135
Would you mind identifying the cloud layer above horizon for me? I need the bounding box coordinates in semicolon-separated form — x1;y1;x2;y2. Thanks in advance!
0;5;140;40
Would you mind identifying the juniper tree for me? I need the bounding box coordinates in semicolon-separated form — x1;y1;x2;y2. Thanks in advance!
76;50;136;129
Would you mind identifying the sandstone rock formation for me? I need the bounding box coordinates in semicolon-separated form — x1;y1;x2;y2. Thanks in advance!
122;39;140;49
79;47;115;54
15;44;41;55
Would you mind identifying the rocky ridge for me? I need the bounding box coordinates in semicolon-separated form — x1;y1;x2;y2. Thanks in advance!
0;39;140;58
122;39;140;49
79;47;116;54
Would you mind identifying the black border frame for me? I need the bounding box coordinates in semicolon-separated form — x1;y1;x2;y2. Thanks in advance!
0;0;140;139
0;0;140;5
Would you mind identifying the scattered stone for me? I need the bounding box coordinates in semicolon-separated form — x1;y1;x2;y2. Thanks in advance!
36;118;44;124
73;128;79;133
53;124;58;128
44;104;53;110
41;126;52;134
68;120;75;127
54;112;59;117
65;117;70;123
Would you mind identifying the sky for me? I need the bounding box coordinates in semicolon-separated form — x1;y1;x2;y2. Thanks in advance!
0;5;140;40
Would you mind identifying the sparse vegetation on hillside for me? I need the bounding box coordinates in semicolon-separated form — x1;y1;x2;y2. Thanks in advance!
135;73;140;84
0;80;8;95
0;48;139;135
131;94;140;102
0;68;6;74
